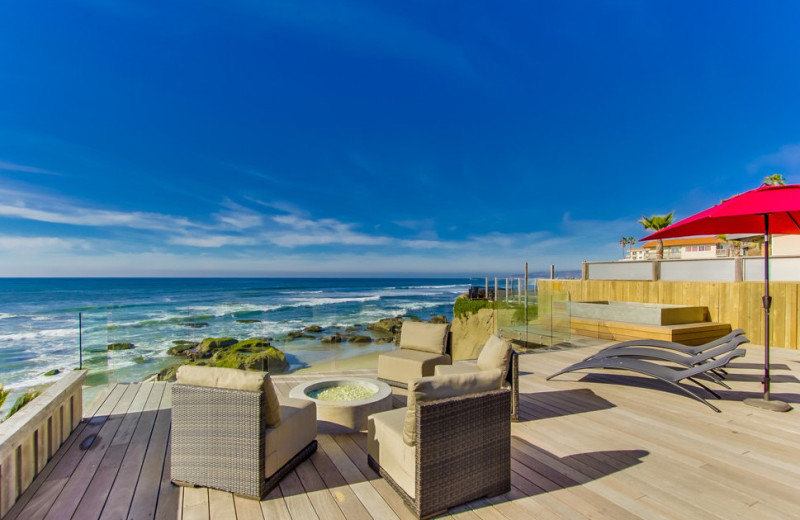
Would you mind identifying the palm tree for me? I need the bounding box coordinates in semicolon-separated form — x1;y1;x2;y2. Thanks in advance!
763;173;786;186
638;211;674;259
619;237;638;259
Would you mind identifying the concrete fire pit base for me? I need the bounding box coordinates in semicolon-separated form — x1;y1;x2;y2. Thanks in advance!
289;377;393;433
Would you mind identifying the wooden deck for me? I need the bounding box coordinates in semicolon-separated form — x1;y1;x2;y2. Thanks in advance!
7;341;800;520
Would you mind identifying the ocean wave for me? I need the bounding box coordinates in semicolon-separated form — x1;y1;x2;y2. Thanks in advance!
0;327;77;341
286;295;381;306
280;290;323;295
31;315;58;321
0;313;16;320
402;284;466;290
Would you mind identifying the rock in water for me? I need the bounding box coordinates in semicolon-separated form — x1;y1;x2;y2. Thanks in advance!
108;343;135;350
367;317;404;334
304;325;323;333
184;322;209;328
348;335;373;344
168;341;199;356
195;337;238;356
44;369;60;376
236;319;262;324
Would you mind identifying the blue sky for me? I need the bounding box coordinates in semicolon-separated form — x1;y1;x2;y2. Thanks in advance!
2;1;800;276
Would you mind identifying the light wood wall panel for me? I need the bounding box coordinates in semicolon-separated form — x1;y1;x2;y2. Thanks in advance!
538;279;800;350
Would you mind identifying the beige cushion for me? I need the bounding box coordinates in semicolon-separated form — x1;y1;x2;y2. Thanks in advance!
403;369;503;446
434;361;478;376
368;408;416;498
265;397;317;478
477;335;513;382
176;365;281;427
399;322;450;354
377;349;451;386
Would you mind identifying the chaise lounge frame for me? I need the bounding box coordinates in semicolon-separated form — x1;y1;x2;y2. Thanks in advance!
547;350;745;412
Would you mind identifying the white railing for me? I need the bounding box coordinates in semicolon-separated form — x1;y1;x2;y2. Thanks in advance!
0;370;86;517
583;256;800;282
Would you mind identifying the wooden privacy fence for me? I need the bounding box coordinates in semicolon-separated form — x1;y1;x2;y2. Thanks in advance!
0;370;86;517
538;279;800;350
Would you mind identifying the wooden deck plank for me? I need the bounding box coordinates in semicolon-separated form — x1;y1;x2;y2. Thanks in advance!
181;487;209;520
277;470;320;520
292;450;347;520
95;382;166;520
72;383;160;519
316;435;400;520
8;340;800;520
307;441;373;520
154;428;179;520
207;489;236;520
24;383;142;520
331;433;416;520
232;494;264;520
258;486;292;520
126;383;175;520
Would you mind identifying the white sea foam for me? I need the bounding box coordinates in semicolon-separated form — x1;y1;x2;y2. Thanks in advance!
287;295;381;306
404;284;465;290
0;327;76;342
0;313;16;320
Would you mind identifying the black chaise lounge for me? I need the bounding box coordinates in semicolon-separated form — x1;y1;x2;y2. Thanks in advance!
584;335;749;385
547;350;745;412
595;328;746;356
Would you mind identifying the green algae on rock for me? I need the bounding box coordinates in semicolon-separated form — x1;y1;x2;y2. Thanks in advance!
108;343;135;350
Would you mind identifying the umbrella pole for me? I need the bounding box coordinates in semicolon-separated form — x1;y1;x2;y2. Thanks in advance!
763;217;771;400
744;214;792;412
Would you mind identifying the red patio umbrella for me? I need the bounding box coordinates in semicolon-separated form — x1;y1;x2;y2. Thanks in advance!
643;184;800;412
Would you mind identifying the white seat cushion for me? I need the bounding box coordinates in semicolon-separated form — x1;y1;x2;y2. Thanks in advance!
477;335;513;382
399;322;450;354
368;408;416;498
377;349;451;386
264;397;317;477
434;361;479;376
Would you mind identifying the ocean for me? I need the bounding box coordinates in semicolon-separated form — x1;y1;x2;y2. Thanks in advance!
0;278;469;409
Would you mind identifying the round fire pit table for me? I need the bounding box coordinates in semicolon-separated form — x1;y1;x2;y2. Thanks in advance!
289;377;393;433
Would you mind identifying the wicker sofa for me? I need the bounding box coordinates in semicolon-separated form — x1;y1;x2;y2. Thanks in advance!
435;334;520;421
367;369;511;519
377;321;452;388
171;366;318;499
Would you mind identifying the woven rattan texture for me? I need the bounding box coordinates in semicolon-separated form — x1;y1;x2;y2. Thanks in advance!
171;384;266;498
370;388;511;518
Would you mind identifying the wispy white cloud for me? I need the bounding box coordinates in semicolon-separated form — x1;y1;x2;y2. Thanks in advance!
213;200;263;230
0;200;195;232
268;214;392;247
0;160;57;175
0;235;89;250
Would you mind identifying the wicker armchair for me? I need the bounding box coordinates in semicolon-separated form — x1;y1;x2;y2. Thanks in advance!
435;334;521;421
377;321;452;388
368;370;511;519
171;366;317;499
